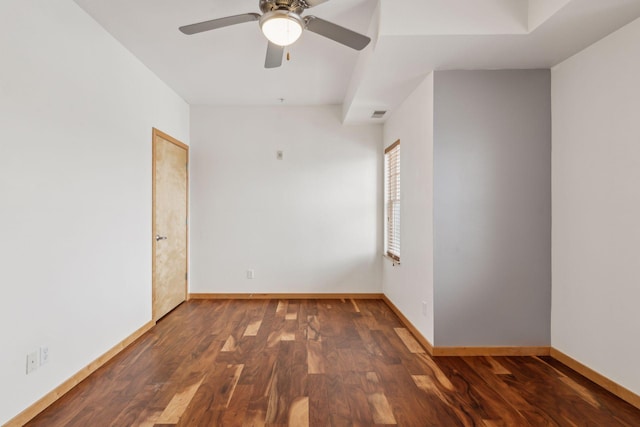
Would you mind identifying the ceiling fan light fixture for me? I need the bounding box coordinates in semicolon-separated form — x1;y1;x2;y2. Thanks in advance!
260;10;304;46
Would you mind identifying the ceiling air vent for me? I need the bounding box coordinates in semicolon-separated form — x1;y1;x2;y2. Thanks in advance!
371;110;386;119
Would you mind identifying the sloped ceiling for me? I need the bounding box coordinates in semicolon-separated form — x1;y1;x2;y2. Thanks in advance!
73;0;640;123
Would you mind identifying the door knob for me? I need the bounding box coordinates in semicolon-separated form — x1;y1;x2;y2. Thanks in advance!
155;235;168;241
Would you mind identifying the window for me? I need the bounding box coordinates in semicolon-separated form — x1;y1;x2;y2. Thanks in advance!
385;140;400;262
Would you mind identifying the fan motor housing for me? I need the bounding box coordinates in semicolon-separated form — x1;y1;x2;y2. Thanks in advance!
260;0;307;14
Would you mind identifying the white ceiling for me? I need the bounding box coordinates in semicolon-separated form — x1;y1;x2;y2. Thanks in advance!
74;0;640;123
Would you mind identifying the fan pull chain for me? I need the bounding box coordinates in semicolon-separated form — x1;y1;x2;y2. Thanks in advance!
287;51;290;61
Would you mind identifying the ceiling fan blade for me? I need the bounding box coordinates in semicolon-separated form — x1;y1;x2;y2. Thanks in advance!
265;42;284;68
304;16;371;51
179;13;260;35
304;0;330;8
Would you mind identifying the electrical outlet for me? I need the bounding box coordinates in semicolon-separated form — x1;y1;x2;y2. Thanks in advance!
246;269;255;279
40;346;49;366
422;301;428;317
26;351;38;374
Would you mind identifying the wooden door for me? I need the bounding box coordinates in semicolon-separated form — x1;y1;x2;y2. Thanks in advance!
152;128;188;321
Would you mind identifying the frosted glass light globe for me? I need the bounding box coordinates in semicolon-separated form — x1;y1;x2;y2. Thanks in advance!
260;11;303;47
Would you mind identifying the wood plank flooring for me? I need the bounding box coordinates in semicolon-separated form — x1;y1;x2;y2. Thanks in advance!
26;299;640;426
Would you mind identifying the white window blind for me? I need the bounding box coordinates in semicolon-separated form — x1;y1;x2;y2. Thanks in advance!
385;140;400;261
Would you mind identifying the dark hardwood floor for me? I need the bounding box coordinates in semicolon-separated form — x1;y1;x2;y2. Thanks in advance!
26;299;640;426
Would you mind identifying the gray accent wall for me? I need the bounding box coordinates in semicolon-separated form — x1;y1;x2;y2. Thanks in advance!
433;70;551;346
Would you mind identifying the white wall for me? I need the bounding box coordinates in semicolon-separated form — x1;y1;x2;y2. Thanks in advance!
0;1;189;424
552;17;640;395
382;74;435;344
189;106;382;294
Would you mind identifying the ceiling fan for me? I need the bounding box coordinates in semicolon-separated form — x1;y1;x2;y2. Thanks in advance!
179;0;371;68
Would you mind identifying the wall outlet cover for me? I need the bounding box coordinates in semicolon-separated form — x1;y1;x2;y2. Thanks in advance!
40;346;49;365
27;351;38;374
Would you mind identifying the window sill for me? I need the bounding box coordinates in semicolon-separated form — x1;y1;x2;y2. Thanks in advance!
383;254;401;266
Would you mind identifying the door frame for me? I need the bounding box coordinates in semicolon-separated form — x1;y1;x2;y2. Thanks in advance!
152;128;189;321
